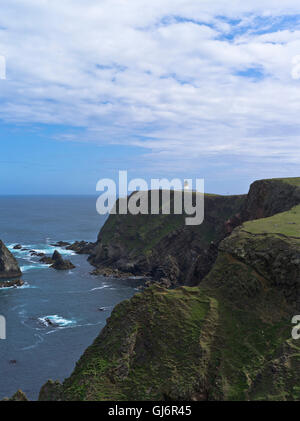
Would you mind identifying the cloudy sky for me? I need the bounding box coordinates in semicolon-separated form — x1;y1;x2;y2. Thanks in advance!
1;0;300;194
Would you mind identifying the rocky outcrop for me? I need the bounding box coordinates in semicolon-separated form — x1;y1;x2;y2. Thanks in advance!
66;241;95;255
39;256;55;265
3;390;28;401
50;241;71;247
50;251;75;271
0;279;24;289
242;178;300;221
39;380;63;401
0;240;22;279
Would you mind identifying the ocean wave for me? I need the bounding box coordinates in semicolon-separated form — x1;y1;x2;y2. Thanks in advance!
32;247;76;256
8;243;76;256
38;315;76;328
90;285;111;291
21;264;49;272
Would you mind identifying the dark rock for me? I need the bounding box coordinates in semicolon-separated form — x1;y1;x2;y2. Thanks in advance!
241;178;300;221
9;360;17;365
66;241;95;255
50;250;75;271
39;256;55;265
0;279;24;289
0;241;22;279
90;267;133;278
50;241;71;247
45;318;56;327
13;244;22;250
30;251;45;257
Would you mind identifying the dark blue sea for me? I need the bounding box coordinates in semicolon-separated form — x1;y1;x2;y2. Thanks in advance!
0;196;139;400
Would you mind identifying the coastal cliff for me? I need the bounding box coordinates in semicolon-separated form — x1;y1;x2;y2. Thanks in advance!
89;192;246;286
88;178;300;288
37;177;300;401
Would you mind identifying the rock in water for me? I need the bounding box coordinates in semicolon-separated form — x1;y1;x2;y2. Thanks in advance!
39;256;55;265
66;241;95;255
50;250;75;271
50;241;71;247
0;240;22;279
0;279;24;289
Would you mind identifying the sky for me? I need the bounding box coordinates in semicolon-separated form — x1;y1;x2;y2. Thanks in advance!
1;0;300;195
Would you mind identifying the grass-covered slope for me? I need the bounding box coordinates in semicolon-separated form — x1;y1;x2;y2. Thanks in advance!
200;199;300;400
243;204;300;237
48;285;219;401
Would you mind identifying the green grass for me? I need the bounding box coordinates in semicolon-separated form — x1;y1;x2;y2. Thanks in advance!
272;177;300;187
254;177;300;187
243;204;300;237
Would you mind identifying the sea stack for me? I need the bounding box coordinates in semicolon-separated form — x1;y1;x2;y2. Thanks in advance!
0;240;22;279
50;250;75;270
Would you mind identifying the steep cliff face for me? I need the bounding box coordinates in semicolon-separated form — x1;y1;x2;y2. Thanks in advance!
243;177;300;220
225;177;300;234
89;192;246;286
0;240;22;279
38;177;300;401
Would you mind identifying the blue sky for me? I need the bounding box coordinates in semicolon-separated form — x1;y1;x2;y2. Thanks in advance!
1;1;300;195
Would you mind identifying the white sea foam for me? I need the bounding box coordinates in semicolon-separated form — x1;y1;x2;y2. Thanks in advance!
8;243;76;256
21;264;49;272
90;285;111;291
32;247;76;256
38;315;76;328
0;282;32;291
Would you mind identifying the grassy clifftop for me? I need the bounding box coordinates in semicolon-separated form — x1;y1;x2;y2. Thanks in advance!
243;204;300;237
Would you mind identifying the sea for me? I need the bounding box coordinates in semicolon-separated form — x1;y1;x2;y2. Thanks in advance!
0;196;140;400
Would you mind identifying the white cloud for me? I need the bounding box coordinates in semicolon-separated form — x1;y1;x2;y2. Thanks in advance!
1;0;300;173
